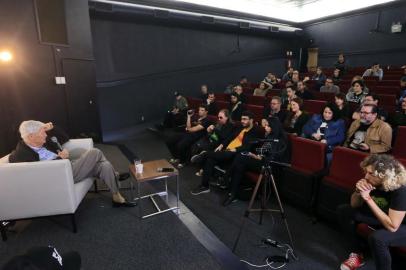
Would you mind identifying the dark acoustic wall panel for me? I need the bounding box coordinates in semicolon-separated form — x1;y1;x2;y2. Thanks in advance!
35;0;68;45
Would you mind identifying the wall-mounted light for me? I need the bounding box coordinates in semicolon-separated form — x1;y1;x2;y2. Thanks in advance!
0;50;13;62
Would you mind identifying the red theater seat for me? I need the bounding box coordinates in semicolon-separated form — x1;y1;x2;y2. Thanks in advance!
246;95;267;106
311;91;335;102
186;97;202;110
215;93;230;101
376;94;397;106
378;80;400;87
317;147;368;221
303;100;327;115
373;86;400;96
216;100;229;111
245;104;264;123
280;136;327;210
393;126;406;160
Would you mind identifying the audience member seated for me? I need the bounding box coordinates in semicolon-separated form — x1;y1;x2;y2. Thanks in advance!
190;109;235;176
320;77;340;94
165;104;211;168
239;76;249;88
332;68;342;84
224;82;234;94
296;81;314;100
204;92;218;115
280;80;293;104
151;92;188;131
190;111;260;195
352;94;388;122
312;66;327;90
302;103;345;162
346;80;367;104
347;76;370;96
399;76;406;106
263;96;287;124
291;70;301;84
390;96;406;128
229;93;244;121
282;67;294;81
233;85;247;104
335;92;351;120
344;104;392;154
283;97;310;136
283;85;298;110
10;121;135;207
253;81;271;96
199;84;209;101
263;72;280;87
338;154;406;270
223;116;289;206
334;53;349;75
362;63;383;81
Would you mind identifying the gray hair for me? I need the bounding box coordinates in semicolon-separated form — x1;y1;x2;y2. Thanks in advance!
360;154;406;191
19;120;45;139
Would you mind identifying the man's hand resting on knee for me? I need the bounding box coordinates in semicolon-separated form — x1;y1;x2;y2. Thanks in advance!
58;149;69;159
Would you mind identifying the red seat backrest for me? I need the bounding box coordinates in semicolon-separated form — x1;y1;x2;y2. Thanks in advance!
215;93;230;101
376;94;396;106
372;86;400;96
290;137;327;174
311;91;335;102
393;126;406;159
216;101;229;111
324;147;368;191
245;104;264;124
186;97;202;110
303;100;327;115
246;95;267;106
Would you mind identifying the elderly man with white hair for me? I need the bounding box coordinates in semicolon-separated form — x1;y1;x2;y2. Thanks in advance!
9;120;136;207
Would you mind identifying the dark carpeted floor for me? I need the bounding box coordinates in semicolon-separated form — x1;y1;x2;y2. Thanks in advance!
0;144;221;270
121;129;380;270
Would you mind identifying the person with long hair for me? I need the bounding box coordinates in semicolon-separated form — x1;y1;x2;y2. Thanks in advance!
338;154;406;270
283;97;310;136
302;103;345;162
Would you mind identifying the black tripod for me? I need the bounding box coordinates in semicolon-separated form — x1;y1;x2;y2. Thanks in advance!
232;162;295;254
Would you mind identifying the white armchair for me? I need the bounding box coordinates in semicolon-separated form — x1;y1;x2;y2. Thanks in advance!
0;139;95;241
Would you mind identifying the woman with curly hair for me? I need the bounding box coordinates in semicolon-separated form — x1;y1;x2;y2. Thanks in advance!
338;154;406;270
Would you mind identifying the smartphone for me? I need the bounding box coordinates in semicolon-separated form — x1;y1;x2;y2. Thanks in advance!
157;167;175;172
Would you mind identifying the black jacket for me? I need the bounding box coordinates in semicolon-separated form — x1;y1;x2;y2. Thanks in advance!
9;140;60;163
221;125;261;153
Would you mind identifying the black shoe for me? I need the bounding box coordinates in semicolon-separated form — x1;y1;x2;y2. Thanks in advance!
222;196;237;206
191;185;210;195
118;173;130;181
190;151;207;164
112;200;137;207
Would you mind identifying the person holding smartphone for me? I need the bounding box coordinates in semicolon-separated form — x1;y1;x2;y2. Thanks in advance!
338;154;406;270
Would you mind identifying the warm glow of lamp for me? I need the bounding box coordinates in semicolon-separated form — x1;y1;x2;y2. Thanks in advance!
0;51;13;62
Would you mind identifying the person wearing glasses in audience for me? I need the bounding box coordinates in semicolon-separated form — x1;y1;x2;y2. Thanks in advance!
263;96;287;125
190;111;261;195
320;77;340;94
283;97;310;136
352;94;388;122
338;154;406;270
223;116;289;206
344;104;392;154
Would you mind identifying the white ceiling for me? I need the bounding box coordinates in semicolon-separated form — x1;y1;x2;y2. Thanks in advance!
170;0;398;22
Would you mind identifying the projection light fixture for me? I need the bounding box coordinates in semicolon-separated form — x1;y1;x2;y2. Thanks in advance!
0;50;13;62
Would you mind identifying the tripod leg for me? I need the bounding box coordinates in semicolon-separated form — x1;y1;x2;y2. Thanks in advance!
232;173;263;253
270;174;295;251
259;174;267;225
